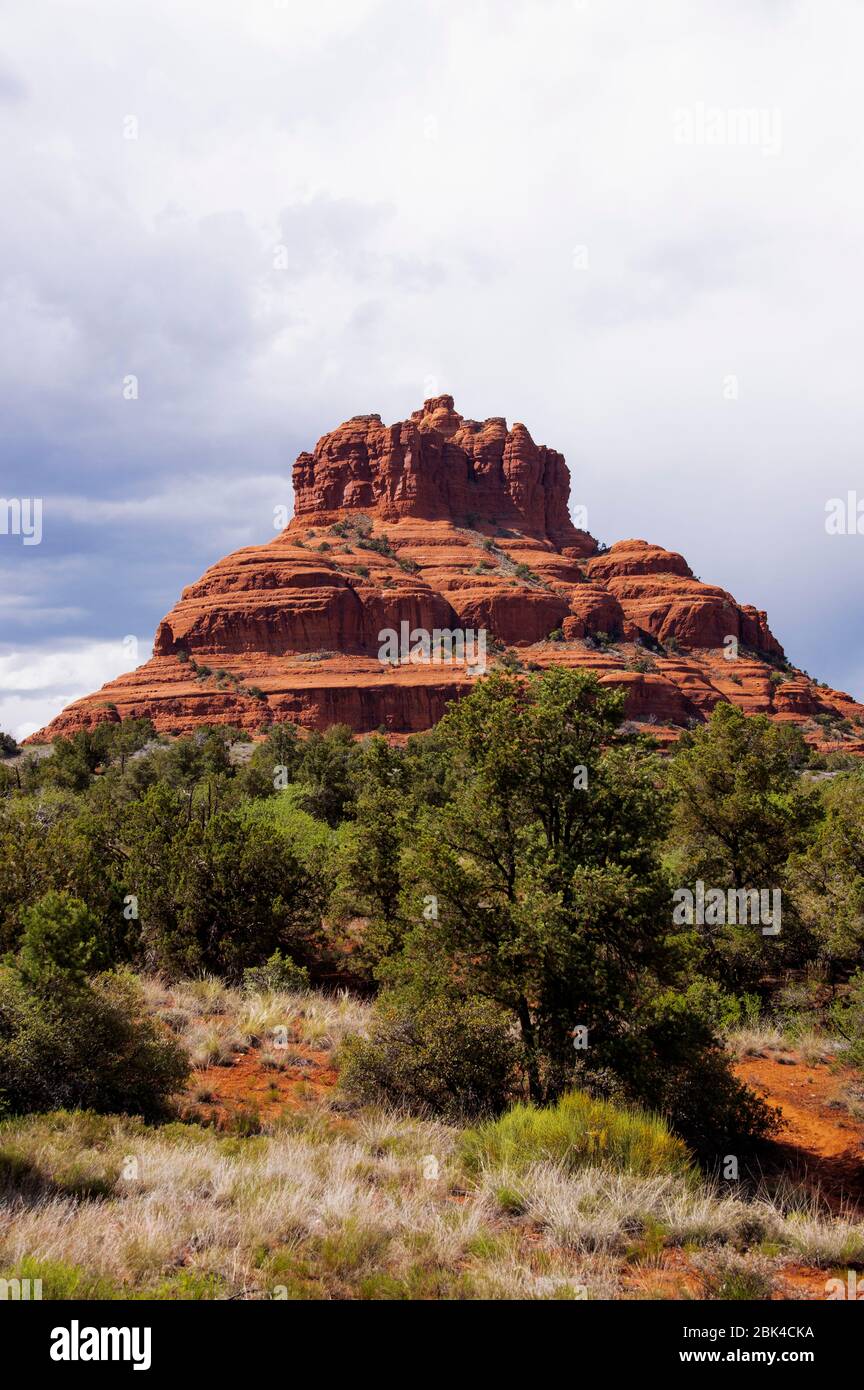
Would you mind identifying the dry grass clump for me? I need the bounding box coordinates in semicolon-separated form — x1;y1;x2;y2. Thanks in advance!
723;1021;788;1058
141;976;371;1070
723;1018;845;1065
0;1108;483;1300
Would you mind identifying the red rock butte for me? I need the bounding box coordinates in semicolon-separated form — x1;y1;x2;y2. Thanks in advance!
31;396;864;748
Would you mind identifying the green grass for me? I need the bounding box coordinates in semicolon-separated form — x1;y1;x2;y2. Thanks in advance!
0;1257;226;1301
0;1109;138;1198
357;1265;479;1300
0;1256;122;1300
461;1091;692;1179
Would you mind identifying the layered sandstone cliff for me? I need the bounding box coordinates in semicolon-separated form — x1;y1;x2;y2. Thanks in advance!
30;397;864;746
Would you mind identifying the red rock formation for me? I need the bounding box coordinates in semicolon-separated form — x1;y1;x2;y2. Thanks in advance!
29;398;864;746
585;542;784;656
291;396;593;553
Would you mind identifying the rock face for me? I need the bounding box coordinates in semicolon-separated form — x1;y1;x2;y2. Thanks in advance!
291;396;588;553
30;397;864;746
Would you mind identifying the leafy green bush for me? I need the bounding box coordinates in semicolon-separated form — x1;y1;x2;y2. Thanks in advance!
121;792;326;978
829;971;864;1068
607;984;783;1157
340;995;519;1122
0;892;188;1118
357;534;393;557
0;966;188;1119
668;702;820;990
242;949;310;994
14;891;101;988
461;1090;692;1178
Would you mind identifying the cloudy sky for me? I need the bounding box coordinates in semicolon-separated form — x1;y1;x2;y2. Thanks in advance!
2;0;862;739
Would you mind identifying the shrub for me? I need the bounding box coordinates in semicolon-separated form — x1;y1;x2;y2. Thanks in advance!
340;996;519;1121
499;649;524;672
126;799;326;978
0;730;18;758
829;971;864;1068
14;892;101;989
461;1090;692;1178
242;949;310;994
357;534;393;558
0;967;188;1119
609;985;783;1157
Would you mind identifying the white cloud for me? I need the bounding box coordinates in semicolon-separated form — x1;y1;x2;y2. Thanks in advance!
0;640;151;741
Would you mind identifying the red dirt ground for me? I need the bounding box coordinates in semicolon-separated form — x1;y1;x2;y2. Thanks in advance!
182;1040;338;1130
734;1049;864;1214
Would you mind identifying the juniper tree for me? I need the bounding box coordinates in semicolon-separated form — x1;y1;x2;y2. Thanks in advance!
369;670;776;1147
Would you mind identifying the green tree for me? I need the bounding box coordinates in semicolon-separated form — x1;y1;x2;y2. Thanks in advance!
0;729;18;758
330;737;411;968
667;703;821;987
156;727;237;823
298;724;358;826
235;721;303;800
47;731;102;792
0;791;129;960
122;786;325;978
100;717;156;773
788;772;864;981
377;669;772;1149
14;891;101;990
